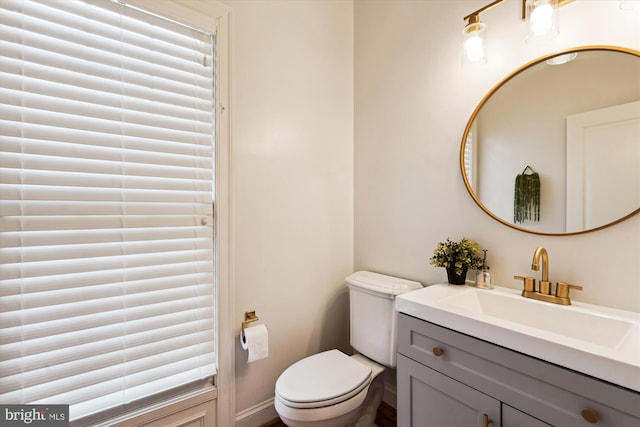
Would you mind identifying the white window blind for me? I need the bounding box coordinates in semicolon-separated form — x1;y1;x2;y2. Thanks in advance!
0;0;216;421
464;130;474;187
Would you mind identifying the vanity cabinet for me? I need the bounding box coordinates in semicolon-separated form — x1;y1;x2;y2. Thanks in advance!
398;353;500;426
397;313;640;427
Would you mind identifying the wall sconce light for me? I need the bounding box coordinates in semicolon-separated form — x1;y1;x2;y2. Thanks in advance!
462;0;574;65
526;0;559;40
462;0;502;65
462;14;488;64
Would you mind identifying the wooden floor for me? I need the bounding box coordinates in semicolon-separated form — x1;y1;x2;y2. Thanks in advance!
261;401;397;427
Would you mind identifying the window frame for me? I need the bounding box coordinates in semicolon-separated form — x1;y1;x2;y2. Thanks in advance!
0;0;232;424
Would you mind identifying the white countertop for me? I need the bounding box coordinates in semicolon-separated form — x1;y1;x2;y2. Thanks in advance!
395;283;640;392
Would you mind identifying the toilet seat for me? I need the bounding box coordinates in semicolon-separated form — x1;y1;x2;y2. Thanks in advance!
274;382;369;424
275;349;372;409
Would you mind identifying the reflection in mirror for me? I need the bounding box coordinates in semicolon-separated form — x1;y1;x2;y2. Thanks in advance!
461;46;640;236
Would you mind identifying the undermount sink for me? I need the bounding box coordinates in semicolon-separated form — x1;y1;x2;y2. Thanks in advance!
395;283;640;392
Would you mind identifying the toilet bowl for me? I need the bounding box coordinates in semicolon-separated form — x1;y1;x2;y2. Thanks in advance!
274;350;385;427
274;271;422;427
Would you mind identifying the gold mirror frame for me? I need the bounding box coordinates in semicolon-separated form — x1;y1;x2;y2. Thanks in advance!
460;45;640;236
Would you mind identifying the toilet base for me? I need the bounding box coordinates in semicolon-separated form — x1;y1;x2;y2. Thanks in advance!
278;408;361;427
354;374;384;427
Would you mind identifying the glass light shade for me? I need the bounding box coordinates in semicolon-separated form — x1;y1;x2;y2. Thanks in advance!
462;21;487;65
545;52;577;65
526;0;559;40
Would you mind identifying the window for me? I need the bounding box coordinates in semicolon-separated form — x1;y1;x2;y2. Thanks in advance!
464;121;477;189
0;0;216;422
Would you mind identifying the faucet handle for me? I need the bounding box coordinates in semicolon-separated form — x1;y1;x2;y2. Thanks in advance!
514;275;536;292
556;282;582;299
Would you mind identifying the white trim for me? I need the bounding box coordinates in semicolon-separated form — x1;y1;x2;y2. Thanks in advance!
234;398;278;427
565;100;640;232
91;386;218;427
383;382;397;410
212;5;234;427
122;0;218;34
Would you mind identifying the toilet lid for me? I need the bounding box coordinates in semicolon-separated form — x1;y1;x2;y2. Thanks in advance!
275;349;372;407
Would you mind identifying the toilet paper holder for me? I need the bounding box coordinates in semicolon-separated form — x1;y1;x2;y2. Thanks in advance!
241;311;259;339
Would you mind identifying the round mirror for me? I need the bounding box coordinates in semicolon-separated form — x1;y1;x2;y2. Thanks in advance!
460;46;640;236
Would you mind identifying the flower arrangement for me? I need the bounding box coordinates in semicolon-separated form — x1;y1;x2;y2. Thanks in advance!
429;237;483;276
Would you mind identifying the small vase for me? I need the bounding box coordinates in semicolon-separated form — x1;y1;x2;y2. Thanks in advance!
446;267;467;285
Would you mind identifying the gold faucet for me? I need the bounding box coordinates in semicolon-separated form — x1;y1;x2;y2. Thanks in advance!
531;246;551;295
514;246;583;305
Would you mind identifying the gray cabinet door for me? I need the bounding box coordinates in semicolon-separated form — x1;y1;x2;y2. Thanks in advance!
398;354;501;427
503;404;552;427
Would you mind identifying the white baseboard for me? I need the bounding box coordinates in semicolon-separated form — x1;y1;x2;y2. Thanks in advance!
235;397;278;427
383;382;397;409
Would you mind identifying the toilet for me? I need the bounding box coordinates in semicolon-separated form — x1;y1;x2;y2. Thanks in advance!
274;271;422;427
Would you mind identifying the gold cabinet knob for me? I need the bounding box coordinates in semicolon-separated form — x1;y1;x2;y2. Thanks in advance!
483;414;492;427
432;347;443;357
581;408;599;424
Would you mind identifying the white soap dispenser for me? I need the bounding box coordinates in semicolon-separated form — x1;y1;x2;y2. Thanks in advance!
475;249;492;289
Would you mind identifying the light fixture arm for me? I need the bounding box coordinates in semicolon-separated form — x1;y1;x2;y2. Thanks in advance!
464;0;574;25
463;0;506;23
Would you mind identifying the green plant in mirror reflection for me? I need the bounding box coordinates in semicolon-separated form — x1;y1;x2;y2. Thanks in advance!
514;167;540;224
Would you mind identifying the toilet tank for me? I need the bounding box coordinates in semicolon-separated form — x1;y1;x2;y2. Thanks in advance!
346;271;422;368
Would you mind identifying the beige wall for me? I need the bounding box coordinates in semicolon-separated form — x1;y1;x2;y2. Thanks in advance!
225;0;354;423
200;0;638;422
355;0;639;311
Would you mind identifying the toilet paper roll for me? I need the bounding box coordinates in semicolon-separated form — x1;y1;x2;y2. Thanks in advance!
240;323;269;363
